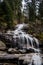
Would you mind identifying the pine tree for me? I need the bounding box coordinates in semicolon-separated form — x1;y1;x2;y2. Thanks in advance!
39;0;43;20
27;0;35;21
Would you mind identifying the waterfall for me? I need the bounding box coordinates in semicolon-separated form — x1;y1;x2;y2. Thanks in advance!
7;23;40;52
7;23;42;65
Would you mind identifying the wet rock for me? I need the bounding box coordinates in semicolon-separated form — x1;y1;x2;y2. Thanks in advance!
8;48;20;54
18;49;26;53
0;53;42;65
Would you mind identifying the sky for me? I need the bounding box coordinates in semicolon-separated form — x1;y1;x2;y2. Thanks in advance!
0;0;3;2
21;0;32;12
21;0;40;16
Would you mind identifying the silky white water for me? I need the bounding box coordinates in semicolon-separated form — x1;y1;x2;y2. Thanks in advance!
30;53;42;65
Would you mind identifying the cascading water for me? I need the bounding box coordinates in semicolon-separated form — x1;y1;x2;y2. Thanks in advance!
7;23;40;52
29;53;42;65
7;23;39;52
7;23;42;65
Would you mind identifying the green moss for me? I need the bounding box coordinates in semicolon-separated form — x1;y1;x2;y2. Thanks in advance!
33;33;43;43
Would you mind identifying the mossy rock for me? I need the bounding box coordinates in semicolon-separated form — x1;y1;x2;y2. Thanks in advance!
0;41;6;50
33;33;43;43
